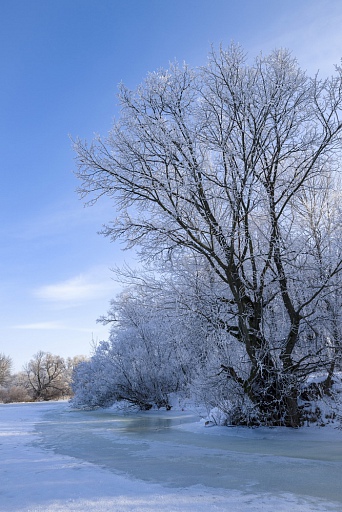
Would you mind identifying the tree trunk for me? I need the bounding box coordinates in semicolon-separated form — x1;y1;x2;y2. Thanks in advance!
284;388;302;427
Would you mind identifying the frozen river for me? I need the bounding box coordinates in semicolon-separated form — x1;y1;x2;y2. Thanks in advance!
1;401;342;511
37;404;342;500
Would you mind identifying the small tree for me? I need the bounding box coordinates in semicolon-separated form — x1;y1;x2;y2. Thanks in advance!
0;353;12;386
0;371;32;403
72;290;186;410
64;355;89;390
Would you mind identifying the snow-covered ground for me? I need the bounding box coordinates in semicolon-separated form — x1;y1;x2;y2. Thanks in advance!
0;401;341;511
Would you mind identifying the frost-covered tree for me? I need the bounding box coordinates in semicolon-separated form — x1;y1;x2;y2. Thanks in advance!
72;287;190;410
0;353;12;386
74;45;342;426
71;349;118;409
0;371;32;403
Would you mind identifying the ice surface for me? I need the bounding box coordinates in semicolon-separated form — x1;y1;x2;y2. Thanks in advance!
0;401;341;511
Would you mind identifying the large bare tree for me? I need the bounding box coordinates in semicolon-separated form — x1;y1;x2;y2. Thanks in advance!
24;351;68;401
74;45;342;426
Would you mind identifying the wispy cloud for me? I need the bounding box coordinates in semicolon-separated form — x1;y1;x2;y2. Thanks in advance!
12;321;95;333
35;276;106;302
12;321;66;330
33;267;118;306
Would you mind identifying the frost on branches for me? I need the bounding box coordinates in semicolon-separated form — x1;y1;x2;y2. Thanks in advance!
73;44;342;427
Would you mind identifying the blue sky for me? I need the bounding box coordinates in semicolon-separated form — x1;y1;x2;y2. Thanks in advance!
1;0;342;371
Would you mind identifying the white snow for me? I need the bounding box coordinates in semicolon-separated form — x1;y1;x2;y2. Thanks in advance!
0;401;341;511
